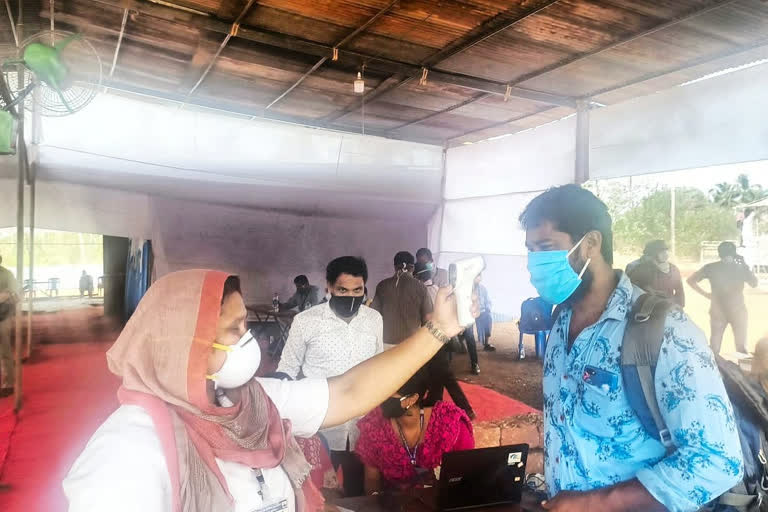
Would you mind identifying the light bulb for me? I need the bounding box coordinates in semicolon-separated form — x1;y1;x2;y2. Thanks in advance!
353;72;365;94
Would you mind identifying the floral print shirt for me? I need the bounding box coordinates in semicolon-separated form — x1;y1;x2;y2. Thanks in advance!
543;272;743;512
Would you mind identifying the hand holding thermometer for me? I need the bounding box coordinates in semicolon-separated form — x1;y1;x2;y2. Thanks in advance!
449;256;486;328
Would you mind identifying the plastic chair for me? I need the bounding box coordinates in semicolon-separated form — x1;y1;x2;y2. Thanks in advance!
517;297;554;360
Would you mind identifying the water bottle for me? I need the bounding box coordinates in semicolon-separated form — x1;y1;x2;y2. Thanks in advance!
272;293;279;312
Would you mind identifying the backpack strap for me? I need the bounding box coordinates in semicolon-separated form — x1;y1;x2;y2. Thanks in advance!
717;490;759;509
621;293;676;452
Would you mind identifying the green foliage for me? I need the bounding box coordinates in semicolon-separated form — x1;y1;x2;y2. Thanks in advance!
710;173;767;208
613;188;738;260
0;229;102;268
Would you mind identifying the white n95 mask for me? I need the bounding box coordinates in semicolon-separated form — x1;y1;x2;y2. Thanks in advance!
206;329;261;389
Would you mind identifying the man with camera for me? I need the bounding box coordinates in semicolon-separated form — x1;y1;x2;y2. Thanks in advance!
688;241;758;354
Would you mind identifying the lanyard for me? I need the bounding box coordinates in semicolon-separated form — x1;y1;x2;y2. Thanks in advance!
395;408;424;466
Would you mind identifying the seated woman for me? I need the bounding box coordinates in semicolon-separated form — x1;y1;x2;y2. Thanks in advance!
355;370;474;494
63;269;461;512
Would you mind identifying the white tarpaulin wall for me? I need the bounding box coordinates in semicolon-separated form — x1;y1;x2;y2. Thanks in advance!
0;179;429;303
437;62;768;319
0;93;445;300
591;62;768;180
440;119;577;318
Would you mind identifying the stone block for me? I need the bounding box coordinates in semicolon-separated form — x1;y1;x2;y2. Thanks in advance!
499;414;543;449
473;422;501;448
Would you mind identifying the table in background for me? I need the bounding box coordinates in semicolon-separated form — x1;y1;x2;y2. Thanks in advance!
246;304;297;357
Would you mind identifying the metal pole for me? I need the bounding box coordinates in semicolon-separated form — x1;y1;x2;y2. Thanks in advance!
575;100;590;184
25;89;39;360
13;0;23;412
670;185;677;259
109;8;129;78
3;0;17;47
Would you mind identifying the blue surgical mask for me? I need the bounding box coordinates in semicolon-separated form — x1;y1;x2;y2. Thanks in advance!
527;235;591;305
425;262;435;272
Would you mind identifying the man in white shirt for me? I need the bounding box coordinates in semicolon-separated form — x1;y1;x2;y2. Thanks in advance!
277;256;382;495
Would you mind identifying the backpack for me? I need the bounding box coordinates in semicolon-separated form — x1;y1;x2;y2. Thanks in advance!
622;294;768;512
555;293;768;511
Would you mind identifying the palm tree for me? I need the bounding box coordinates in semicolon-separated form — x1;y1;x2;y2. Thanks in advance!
710;174;767;207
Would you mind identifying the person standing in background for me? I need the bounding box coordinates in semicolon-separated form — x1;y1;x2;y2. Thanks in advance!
416;248;448;288
688;241;758;354
463;274;495;375
0;255;17;396
278;257;382;496
628;240;685;307
282;275;321;312
79;270;94;299
372;251;432;348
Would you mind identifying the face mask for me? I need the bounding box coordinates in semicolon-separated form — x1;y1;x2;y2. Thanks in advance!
425;262;435;272
381;395;410;418
206;329;261;389
527;235;591;305
329;294;365;318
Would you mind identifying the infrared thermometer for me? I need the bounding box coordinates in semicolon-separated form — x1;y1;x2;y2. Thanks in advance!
449;256;486;328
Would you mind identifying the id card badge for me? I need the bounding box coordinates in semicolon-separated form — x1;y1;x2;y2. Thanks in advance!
251;499;289;512
250;470;289;512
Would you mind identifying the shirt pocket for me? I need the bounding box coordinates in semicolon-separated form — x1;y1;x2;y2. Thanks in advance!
356;333;379;358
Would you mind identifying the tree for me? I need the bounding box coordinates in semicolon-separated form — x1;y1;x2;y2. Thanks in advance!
710;174;767;208
614;187;738;260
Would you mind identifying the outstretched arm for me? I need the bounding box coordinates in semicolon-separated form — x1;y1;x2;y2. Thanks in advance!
323;287;465;428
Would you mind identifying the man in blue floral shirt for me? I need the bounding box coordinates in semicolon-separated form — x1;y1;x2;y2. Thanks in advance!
520;185;743;512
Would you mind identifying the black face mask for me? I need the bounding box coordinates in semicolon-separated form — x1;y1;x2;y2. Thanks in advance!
329;294;365;318
381;396;407;418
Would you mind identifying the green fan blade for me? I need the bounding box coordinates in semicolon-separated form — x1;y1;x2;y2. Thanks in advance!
22;34;80;90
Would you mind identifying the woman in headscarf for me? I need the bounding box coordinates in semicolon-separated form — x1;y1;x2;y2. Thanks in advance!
63;270;462;512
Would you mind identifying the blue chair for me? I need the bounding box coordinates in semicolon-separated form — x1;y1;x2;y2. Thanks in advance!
517;297;554;360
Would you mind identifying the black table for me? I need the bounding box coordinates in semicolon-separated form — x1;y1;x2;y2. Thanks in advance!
326;487;543;512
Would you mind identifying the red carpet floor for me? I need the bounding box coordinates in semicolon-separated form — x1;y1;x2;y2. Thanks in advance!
453;381;538;421
0;343;120;511
0;342;537;511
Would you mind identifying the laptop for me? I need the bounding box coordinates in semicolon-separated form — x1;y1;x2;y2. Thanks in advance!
437;444;529;511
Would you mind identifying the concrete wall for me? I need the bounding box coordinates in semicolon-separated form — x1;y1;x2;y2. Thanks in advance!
0;178;428;303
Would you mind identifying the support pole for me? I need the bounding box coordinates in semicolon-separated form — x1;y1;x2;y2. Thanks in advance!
13;0;23;412
670;184;677;259
25;89;39;360
575;100;590;184
13;96;23;412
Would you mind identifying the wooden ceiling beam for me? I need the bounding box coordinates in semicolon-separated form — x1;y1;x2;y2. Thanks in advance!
183;0;257;100
449;33;768;145
447;106;561;144
387;92;491;132
322;0;563;122
420;0;562;68
264;0;399;110
508;0;741;87
322;74;410;124
100;78;445;146
86;0;574;107
581;36;768;100
419;0;743;140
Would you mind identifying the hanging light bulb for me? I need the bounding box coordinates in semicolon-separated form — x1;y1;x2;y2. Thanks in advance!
353;71;365;94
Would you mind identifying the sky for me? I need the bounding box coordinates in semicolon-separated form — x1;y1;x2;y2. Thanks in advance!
597;160;768;193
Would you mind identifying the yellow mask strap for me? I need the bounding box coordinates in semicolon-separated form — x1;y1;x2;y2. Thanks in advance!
206;343;233;381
